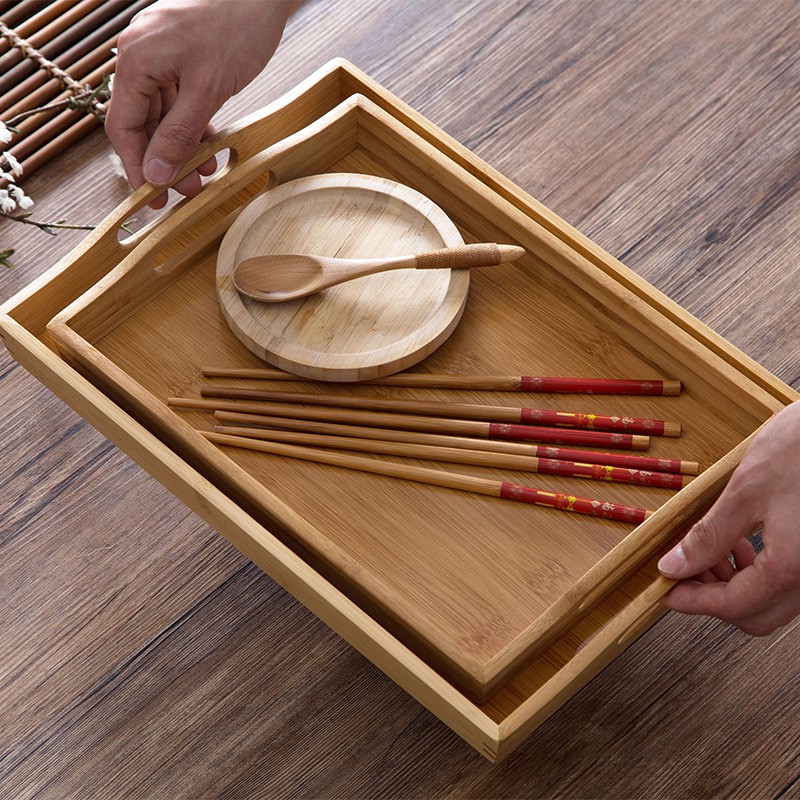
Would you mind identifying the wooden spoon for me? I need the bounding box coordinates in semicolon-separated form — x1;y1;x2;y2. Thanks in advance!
232;242;525;302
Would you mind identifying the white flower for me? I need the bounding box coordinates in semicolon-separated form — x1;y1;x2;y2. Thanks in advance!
8;184;33;209
108;151;126;179
0;170;13;182
0;189;16;214
2;150;22;176
0;121;12;145
107;73;114;94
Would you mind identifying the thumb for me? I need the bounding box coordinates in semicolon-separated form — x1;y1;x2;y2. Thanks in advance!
141;86;217;186
658;481;759;579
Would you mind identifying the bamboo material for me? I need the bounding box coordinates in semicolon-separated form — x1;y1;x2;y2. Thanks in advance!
201;367;683;396
19;112;99;176
7;57;113;164
0;0;108;88
172;396;651;450
1;33;115;118
216;172;471;380
1;1;81;50
0;0;79;34
213;424;690;488
202;430;653;524
0;0;150;115
0;0;139;181
200;385;679;436
213;410;701;474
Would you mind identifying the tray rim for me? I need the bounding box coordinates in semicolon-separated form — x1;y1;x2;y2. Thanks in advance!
46;90;791;699
2;58;799;761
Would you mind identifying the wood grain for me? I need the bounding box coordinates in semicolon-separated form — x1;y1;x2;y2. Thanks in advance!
2;0;800;796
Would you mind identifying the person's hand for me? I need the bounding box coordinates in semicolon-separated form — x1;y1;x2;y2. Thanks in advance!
658;399;800;635
105;0;299;208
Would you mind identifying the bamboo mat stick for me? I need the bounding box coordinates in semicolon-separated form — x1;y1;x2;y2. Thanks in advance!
9;56;112;139
3;0;81;43
45;0;129;50
0;0;106;81
202;431;653;524
213;409;700;474
0;0;78;31
1;0;48;26
1;0;150;116
201;367;683;396
200;386;679;436
9;107;83;160
169;397;650;450
18;113;98;176
1;35;115;118
8;58;112;166
0;0;122;95
213;424;690;489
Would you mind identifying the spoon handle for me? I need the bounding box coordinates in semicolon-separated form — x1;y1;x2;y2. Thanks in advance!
414;243;524;270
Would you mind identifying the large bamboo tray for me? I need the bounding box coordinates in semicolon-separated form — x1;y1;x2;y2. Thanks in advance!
1;60;797;760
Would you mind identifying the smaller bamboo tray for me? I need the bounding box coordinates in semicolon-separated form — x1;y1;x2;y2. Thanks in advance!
2;60;796;759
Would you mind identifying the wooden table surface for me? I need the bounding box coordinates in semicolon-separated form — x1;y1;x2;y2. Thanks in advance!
2;1;799;797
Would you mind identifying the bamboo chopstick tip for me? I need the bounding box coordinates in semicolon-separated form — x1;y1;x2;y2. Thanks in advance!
663;422;682;437
631;435;650;450
662;380;682;395
682;461;700;475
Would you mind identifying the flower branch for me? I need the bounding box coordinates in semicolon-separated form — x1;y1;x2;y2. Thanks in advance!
1;74;114;268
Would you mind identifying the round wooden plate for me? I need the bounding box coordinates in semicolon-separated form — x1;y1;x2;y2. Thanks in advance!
216;173;469;381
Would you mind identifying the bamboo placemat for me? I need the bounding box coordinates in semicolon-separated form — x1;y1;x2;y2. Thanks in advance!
0;0;156;181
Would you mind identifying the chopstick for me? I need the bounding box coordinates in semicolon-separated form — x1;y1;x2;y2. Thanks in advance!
168;397;650;450
212;410;700;474
201;368;682;396
200;386;679;436
201;430;653;524
212;424;690;489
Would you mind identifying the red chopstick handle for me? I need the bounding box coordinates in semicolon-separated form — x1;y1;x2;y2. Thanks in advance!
488;422;644;449
500;482;650;523
537;458;684;488
519;408;670;435
534;446;692;474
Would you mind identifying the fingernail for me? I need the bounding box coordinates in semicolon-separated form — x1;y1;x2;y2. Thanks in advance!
144;157;176;186
658;543;686;576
